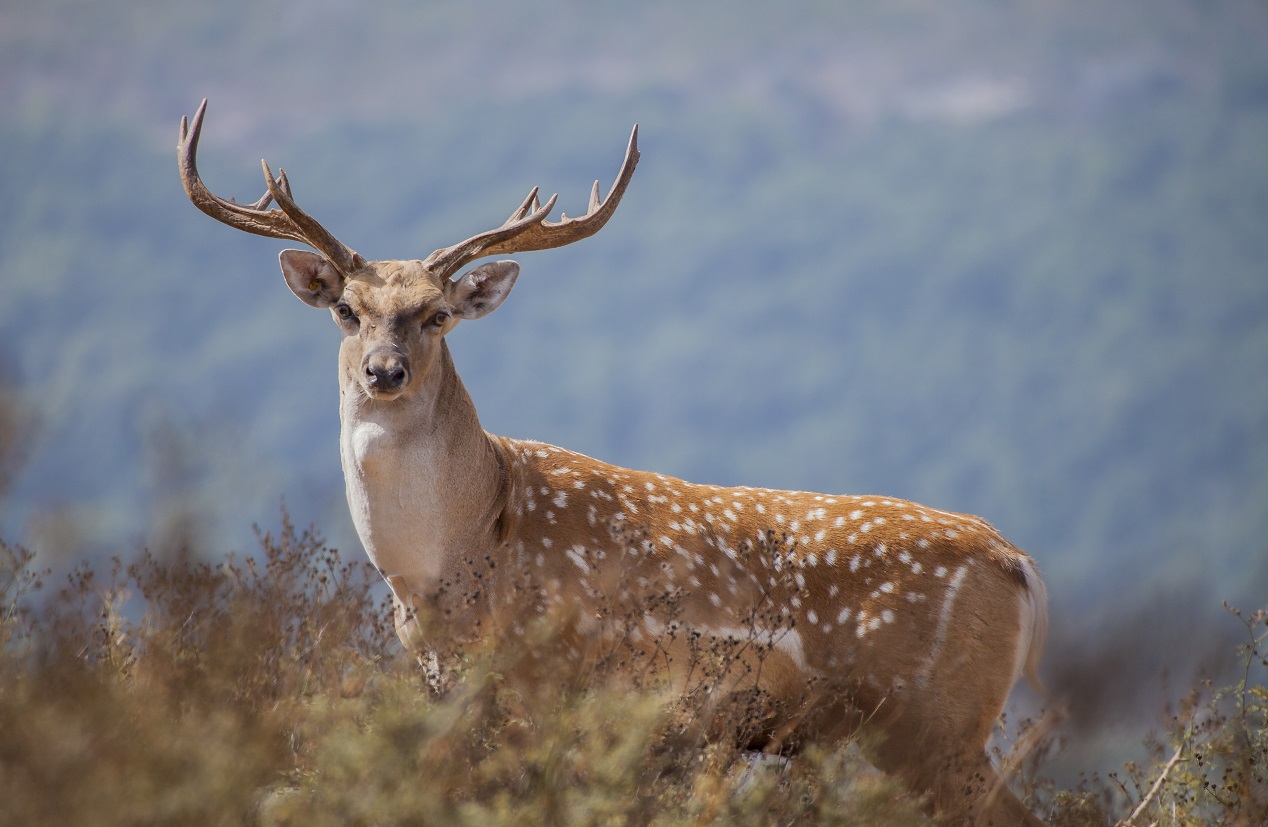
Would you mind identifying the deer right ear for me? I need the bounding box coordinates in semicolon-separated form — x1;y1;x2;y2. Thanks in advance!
279;249;345;308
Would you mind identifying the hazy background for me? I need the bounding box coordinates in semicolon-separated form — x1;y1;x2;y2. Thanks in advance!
2;0;1265;780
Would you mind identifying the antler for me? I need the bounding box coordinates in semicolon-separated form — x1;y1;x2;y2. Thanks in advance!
178;99;366;277
423;125;640;281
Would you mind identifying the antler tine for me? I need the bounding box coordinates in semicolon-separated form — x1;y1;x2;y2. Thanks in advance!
240;191;275;211
506;187;546;225
262;160;366;275
179;100;291;239
177;99;364;276
424;124;640;281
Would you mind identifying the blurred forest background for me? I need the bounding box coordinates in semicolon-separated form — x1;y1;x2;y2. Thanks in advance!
1;0;1265;782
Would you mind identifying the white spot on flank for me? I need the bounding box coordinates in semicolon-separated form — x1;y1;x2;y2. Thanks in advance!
918;564;970;686
775;627;806;667
837;606;851;624
553;492;568;508
807;609;819;625
565;546;590;574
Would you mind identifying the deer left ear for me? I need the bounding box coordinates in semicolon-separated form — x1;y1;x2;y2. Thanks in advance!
280;249;346;309
447;260;520;320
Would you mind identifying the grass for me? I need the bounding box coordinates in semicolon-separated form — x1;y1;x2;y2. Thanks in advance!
1;514;1264;826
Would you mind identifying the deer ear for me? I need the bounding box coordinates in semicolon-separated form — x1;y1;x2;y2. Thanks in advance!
280;249;345;308
448;260;520;320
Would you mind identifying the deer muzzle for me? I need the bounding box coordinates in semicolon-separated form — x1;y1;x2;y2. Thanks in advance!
362;348;410;397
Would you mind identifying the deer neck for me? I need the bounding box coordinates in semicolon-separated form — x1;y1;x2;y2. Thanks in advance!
338;341;506;599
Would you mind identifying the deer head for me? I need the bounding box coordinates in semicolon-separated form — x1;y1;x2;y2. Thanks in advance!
178;99;638;405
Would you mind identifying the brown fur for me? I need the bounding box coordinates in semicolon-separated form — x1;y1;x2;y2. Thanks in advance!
179;100;1050;825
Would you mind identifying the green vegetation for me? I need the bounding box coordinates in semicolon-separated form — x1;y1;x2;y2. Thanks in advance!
1;517;1264;825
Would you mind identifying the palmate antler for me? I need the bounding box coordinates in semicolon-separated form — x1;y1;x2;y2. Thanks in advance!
178;99;366;277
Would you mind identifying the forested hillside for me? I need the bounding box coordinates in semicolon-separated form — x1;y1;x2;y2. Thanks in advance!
2;0;1266;783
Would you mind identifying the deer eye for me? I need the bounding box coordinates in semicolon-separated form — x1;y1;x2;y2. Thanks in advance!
430;311;451;328
334;302;358;325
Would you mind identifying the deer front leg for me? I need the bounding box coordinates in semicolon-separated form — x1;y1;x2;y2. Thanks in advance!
387;575;449;693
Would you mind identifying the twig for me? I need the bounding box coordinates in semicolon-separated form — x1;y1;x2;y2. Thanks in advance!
1117;742;1184;827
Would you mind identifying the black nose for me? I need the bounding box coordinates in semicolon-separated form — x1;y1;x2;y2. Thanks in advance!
364;351;408;392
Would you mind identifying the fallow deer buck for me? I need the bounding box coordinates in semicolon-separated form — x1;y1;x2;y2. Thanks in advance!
179;99;1050;826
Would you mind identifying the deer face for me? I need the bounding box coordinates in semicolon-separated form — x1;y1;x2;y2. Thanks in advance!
278;250;519;402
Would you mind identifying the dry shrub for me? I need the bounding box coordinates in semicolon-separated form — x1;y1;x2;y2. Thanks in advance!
0;517;930;827
1024;604;1268;827
3;513;1264;826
